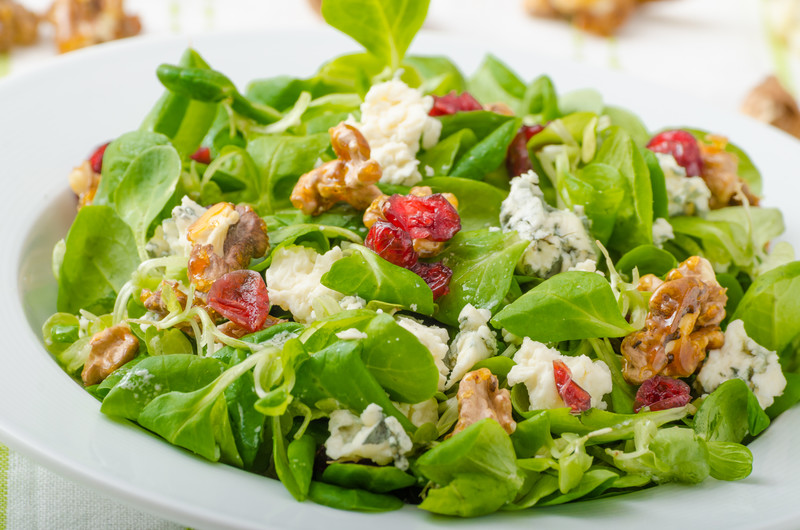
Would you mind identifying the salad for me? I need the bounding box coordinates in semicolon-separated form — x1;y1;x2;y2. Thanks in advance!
42;0;800;518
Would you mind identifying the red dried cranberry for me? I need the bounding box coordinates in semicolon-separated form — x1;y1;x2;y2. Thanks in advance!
553;360;592;413
384;194;461;242
190;146;212;165
366;220;418;268
429;91;483;117
633;375;691;413
207;269;270;333
646;130;704;177
410;261;452;299
89;142;109;174
521;124;545;141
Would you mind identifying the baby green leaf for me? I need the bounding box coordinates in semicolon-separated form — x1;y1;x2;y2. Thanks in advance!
57;206;139;315
308;481;403;512
491;271;636;342
321;246;434;315
321;463;416;493
436;229;528;326
707;441;753;481
113;145;182;258
94;131;171;206
321;0;430;71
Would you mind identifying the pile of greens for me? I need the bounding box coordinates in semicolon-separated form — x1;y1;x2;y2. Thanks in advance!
42;0;800;517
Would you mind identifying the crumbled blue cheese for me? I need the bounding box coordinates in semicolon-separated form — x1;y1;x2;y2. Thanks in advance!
350;79;441;186
146;196;207;257
651;217;674;248
507;338;612;410
444;304;498;389
325;404;413;469
393;398;439;428
266;246;345;324
396;316;450;391
500;171;596;278
568;259;600;273
656;153;711;217
697;319;787;409
335;328;368;341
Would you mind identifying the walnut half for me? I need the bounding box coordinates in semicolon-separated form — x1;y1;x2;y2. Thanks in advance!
621;256;727;384
81;323;139;386
451;368;516;437
290;123;383;216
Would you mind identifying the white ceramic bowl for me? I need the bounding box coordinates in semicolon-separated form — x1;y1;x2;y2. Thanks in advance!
3;29;800;530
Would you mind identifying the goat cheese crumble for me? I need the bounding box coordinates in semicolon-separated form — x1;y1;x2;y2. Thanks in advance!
325;404;413;469
507;338;613;410
656;153;711;217
396;316;450;391
444;304;498;389
350;78;441;186
500;171;596;278
697;319;787;409
335;328;369;340
265;246;345;324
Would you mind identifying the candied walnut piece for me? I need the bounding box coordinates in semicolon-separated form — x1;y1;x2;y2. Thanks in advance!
290;123;383;216
621;256;727;384
0;0;41;52
47;0;141;54
524;0;637;37
699;135;760;209
634;375;692;412
741;75;800;140
81;324;139;386
451;368;516;436
188;204;269;292
67;143;109;210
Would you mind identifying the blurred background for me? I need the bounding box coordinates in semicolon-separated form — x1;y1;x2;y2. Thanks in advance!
0;0;798;527
1;0;800;136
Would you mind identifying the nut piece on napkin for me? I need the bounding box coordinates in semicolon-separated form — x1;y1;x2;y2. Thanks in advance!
47;0;141;53
741;75;800;139
0;0;41;53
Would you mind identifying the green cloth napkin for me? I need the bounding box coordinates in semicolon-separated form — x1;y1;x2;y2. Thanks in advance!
0;445;183;530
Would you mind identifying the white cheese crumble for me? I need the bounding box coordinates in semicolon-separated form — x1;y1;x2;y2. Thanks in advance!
393;398;439;428
266;246;345;324
339;295;367;311
396;316;450;391
146;196;207;257
349;78;441;186
568;258;599;273
651;217;675;248
444;304;498;389
656;153;711;217
500;171;596;278
507;338;612;410
335;328;369;341
325;404;413;469
697;319;787;409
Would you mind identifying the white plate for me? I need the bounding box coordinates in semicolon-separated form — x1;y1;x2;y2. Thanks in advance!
3;29;800;530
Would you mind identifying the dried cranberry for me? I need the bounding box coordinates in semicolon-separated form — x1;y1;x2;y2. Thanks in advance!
190;146;212;165
553;360;592;413
410;261;452;299
633;375;691;413
506;125;545;178
384;194;461;242
89;142;109;174
646;130;704;177
207;269;270;333
366;220;418;268
429;91;483;117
